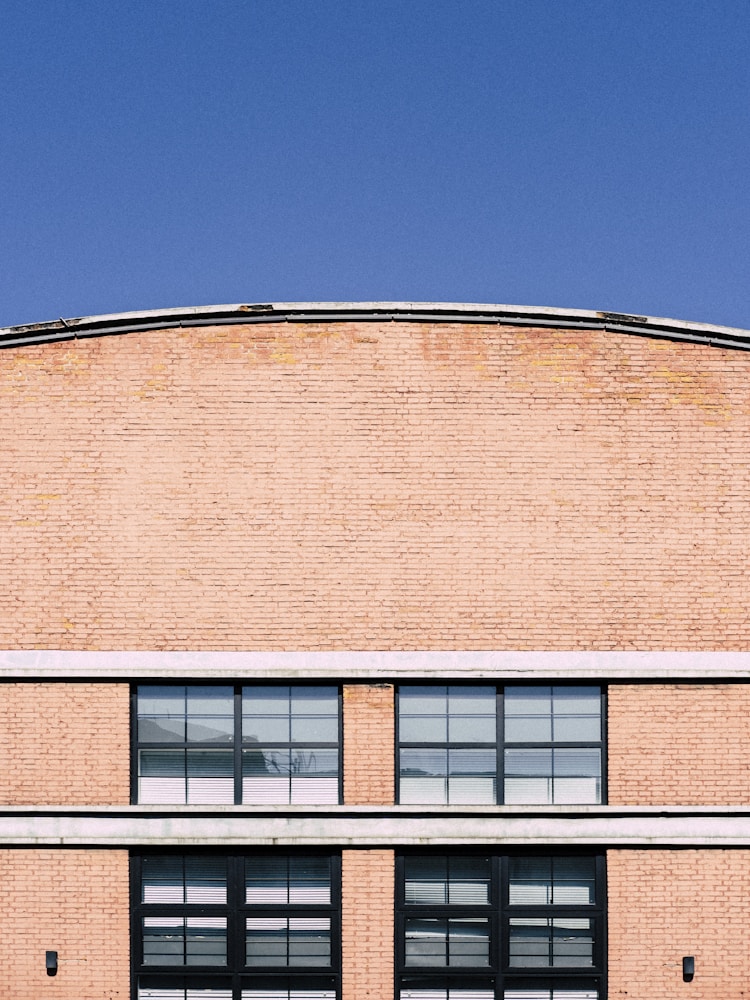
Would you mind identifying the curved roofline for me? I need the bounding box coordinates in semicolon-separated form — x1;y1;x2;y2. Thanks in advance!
2;301;750;351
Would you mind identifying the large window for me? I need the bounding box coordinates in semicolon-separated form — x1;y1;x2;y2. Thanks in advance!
397;686;604;805
397;851;605;1000
135;685;341;805
132;851;340;1000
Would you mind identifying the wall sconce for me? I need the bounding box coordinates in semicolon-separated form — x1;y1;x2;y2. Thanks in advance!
682;956;695;982
45;951;58;977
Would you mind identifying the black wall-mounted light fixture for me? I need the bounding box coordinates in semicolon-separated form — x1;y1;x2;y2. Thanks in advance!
682;955;695;982
45;951;58;977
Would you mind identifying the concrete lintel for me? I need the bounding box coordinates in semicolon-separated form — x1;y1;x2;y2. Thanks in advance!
0;807;749;846
2;650;750;680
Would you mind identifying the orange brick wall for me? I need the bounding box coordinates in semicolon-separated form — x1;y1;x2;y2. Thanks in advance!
341;849;394;1000
0;682;130;805
608;683;750;804
2;321;750;651
608;848;750;999
343;684;394;804
0;848;130;999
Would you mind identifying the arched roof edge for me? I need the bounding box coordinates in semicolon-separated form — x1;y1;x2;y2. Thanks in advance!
2;301;749;351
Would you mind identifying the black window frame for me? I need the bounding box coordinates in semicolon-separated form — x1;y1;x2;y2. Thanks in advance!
131;683;343;806
131;849;342;1000
396;684;607;806
395;850;606;1000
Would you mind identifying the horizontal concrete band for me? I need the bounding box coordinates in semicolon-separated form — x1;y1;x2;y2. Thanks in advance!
2;650;750;679
1;806;749;846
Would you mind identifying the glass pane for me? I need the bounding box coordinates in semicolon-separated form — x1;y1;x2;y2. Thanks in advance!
185;917;227;966
449;919;490;966
552;857;596;904
449;857;491;904
139;750;187;804
401;749;447;778
291;777;338;803
504;717;552;743
404;857;448;905
449;749;495;778
405;919;448;966
290;717;338;743
509;857;552;905
552;917;594;966
553;750;601;804
243;776;290;804
552;687;601;715
244;718;290;743
139;717;186;743
400;687;448;714
508;917;549;967
290;857;332;903
401;749;448;803
143;917;185;965
448;715;496;743
246;857;291;904
186;687;233;715
504;687;551;716
504;777;552;804
448;687;496;714
289;918;331;966
290;748;338;778
552;716;601;742
505;749;552;785
244;687;291;716
143;857;185;903
187;717;234;743
399;715;448;743
186;751;234;804
291;687;338;715
400;777;447;804
138;687;186;716
185;857;228;904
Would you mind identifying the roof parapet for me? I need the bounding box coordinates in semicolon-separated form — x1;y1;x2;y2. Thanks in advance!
1;301;749;351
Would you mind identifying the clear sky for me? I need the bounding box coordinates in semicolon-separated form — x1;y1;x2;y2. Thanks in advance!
1;0;748;330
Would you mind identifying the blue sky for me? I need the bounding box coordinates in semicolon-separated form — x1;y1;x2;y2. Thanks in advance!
1;0;748;329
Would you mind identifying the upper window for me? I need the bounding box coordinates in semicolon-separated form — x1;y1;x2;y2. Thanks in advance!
397;851;605;1000
397;686;603;805
135;685;340;804
132;851;340;1000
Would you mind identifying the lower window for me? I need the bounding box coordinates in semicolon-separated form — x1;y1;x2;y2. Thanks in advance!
131;852;340;1000
397;852;605;1000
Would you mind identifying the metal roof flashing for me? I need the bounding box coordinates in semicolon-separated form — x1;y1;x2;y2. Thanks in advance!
1;302;749;351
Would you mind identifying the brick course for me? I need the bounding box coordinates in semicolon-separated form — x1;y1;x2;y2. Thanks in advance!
0;848;129;999
343;683;395;804
2;321;750;650
341;848;394;1000
608;848;750;999
608;683;750;804
0;682;130;805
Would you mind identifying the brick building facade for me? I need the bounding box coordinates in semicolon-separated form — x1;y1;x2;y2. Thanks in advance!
1;302;750;999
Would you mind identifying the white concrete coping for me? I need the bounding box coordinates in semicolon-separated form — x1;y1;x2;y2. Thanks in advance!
0;804;748;846
2;650;750;680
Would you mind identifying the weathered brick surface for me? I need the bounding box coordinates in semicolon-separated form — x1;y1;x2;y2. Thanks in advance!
608;683;750;804
343;683;394;804
0;682;130;804
2;321;750;650
0;848;129;999
608;848;750;999
341;848;394;1000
